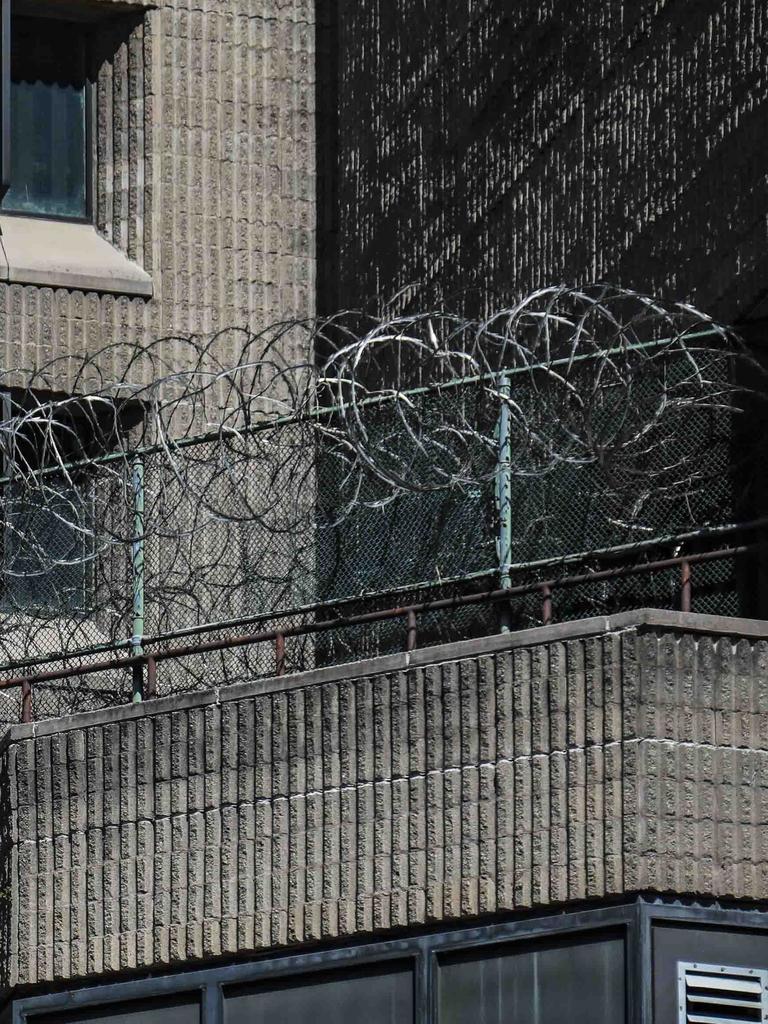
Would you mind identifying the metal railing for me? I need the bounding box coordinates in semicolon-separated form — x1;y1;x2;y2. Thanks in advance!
2;536;757;724
0;317;757;724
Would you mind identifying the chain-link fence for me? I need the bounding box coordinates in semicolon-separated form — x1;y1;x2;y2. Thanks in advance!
0;287;765;722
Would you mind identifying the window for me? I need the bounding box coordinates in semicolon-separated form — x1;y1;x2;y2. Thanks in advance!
0;391;142;615
439;932;626;1024
224;964;414;1024
32;994;201;1024
2;15;91;220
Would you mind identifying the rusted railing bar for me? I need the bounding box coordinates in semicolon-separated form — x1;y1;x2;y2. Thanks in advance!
275;633;286;675
406;609;418;651
20;679;32;723
680;560;692;613
1;543;752;695
541;584;553;625
132;520;766;652
145;655;157;699
2;652;148;692
3;519;763;683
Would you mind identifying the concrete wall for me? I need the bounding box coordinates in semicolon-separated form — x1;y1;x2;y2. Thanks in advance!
319;0;768;323
0;0;315;381
0;0;317;699
2;610;768;991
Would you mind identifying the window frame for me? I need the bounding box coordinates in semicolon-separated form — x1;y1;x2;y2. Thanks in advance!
0;0;10;202
0;10;95;225
7;904;640;1024
10;901;768;1024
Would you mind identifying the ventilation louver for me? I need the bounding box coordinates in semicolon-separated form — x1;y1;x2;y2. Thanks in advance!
678;963;768;1024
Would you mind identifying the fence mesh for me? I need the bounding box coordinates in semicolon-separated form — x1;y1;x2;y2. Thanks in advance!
0;286;765;722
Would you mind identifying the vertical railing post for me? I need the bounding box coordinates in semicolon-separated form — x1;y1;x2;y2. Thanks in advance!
275;632;285;675
680;559;692;613
20;678;32;724
406;608;417;652
131;454;145;703
496;372;513;632
541;583;553;626
131;660;144;704
145;655;157;699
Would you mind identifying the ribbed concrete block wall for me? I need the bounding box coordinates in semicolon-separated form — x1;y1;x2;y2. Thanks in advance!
0;0;314;382
321;0;768;323
2;612;768;990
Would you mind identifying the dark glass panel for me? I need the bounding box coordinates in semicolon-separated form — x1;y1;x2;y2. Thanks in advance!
224;963;414;1024
2;17;88;219
34;994;201;1024
439;932;625;1024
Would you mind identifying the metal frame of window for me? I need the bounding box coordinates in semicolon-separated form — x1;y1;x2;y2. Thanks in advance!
0;0;9;201
7;898;768;1024
6;905;635;1024
1;11;95;224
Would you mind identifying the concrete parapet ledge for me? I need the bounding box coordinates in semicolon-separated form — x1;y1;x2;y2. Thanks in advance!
4;608;768;743
2;608;768;991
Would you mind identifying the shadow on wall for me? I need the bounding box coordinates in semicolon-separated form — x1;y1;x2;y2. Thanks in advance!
317;0;768;323
0;750;10;991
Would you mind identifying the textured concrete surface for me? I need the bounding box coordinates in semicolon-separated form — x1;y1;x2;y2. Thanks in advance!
2;611;768;989
0;0;315;382
319;0;768;323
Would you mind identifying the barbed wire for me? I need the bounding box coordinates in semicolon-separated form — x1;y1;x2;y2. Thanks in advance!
0;284;763;717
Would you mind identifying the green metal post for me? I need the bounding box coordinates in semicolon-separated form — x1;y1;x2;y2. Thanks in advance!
496;373;513;632
131;454;145;702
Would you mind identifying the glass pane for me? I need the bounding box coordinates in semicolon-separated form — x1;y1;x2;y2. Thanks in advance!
224;964;414;1024
33;995;201;1024
439;932;625;1024
2;17;88;219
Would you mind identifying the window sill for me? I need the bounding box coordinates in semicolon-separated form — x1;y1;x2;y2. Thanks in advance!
0;215;153;298
17;0;157;17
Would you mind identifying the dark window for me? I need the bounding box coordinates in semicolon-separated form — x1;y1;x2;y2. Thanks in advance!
2;15;90;219
439;932;626;1024
0;391;141;615
33;994;201;1024
224;963;414;1024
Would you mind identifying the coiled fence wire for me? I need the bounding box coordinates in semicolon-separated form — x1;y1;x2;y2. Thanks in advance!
0;285;766;722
